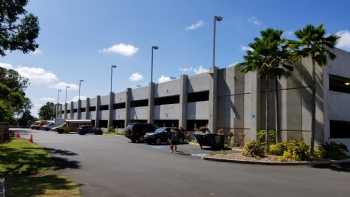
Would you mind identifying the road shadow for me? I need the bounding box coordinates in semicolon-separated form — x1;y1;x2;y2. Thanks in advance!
311;162;350;173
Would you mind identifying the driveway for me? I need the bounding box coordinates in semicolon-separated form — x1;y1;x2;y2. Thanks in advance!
21;129;350;197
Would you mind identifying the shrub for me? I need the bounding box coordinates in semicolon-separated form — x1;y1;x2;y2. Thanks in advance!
316;142;349;160
279;141;310;161
269;142;287;156
107;127;115;133
242;141;265;158
257;130;277;144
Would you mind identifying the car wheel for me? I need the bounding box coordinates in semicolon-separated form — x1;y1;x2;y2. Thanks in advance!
155;138;161;145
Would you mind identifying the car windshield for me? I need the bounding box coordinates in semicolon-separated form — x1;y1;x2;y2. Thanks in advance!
154;128;166;133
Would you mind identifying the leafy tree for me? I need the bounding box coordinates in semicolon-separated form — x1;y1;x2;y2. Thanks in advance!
239;28;296;150
18;109;36;127
0;0;39;56
292;24;338;153
39;102;55;120
0;67;30;122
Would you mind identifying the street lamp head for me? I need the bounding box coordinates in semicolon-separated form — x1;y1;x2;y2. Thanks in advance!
111;65;117;68
79;79;84;83
215;16;224;21
152;46;159;50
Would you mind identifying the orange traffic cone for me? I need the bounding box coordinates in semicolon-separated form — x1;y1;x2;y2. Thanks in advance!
29;134;33;143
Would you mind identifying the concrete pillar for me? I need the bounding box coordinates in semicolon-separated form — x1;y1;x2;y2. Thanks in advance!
179;74;188;129
70;101;74;119
86;97;90;119
95;95;101;128
77;99;81;120
147;82;154;124
64;103;67;119
208;67;218;133
125;88;131;127
108;92;115;128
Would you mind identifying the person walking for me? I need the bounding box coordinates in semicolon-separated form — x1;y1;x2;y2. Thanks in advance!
169;128;178;153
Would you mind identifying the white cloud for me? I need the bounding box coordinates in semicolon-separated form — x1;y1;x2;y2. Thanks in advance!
70;96;87;102
248;16;262;26
30;48;43;56
193;66;209;74
179;66;193;74
336;30;350;51
39;97;56;103
100;43;139;56
186;20;205;31
241;45;253;52
0;62;14;70
129;72;144;82
158;75;172;83
0;62;77;90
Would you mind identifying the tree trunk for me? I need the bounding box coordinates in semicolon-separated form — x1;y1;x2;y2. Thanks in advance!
310;61;316;154
265;78;269;153
274;77;280;143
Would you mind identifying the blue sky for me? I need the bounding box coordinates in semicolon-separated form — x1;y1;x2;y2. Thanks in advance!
1;0;350;116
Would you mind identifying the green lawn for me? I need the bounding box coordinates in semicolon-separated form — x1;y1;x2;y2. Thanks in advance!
0;139;80;197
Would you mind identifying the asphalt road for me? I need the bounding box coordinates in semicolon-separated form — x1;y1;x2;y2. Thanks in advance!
23;129;350;197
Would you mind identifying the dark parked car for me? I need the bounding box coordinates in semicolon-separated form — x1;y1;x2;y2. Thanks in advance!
78;126;103;135
124;123;157;143
144;127;185;145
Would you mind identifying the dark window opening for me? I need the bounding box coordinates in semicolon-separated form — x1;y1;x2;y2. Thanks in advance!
187;91;209;102
73;109;77;113
130;99;148;107
113;102;126;109
66;110;70;113
186;120;208;131
100;105;109;111
329;74;350;94
80;108;86;112
113;120;125;128
99;120;108;128
89;106;96;111
154;120;179;128
330;120;350;138
61;111;64;114
130;119;147;124
154;95;179;105
91;120;95;126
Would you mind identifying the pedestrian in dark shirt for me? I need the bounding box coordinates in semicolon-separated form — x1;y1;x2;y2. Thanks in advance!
169;128;178;153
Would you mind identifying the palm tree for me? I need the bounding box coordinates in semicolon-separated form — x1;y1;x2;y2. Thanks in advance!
239;28;295;150
293;24;338;154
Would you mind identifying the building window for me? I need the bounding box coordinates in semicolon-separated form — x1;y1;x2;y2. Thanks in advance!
187;91;209;102
329;74;350;94
99;120;108;128
80;108;86;112
73;109;77;113
67;110;70;113
130;99;148;107
113;102;125;109
330;120;350;138
154;95;179;105
100;105;109;111
89;106;96;111
154;120;179;127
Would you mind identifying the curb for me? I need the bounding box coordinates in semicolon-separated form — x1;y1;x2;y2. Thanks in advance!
203;157;350;166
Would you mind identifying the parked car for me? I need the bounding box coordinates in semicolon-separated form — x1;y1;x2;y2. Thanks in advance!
144;127;185;145
56;120;92;134
78;125;103;135
30;120;47;130
124;123;157;143
40;122;56;131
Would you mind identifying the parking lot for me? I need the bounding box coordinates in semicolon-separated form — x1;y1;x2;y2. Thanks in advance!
19;129;350;197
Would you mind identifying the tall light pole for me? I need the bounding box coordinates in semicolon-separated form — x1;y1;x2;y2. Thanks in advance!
150;46;159;84
78;80;84;101
65;86;70;104
212;16;223;69
56;89;61;118
110;65;117;93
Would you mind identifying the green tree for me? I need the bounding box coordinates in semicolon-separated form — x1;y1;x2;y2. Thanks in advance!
18;109;36;127
0;0;39;56
239;28;296;150
0;67;30;122
39;102;55;120
293;24;338;154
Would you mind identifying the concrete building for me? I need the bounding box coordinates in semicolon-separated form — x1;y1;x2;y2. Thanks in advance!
58;49;350;149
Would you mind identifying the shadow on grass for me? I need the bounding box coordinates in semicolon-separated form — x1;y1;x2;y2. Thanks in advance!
311;162;350;173
6;175;81;197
